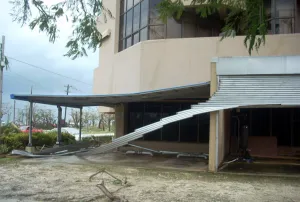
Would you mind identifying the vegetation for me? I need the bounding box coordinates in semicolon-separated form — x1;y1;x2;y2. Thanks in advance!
10;0;267;59
157;0;267;55
0;132;75;152
82;135;112;146
70;109;115;132
15;104;56;129
1;123;21;135
0;144;9;154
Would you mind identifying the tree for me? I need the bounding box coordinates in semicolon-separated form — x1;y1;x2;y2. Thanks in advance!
82;110;90;129
10;0;266;58
157;0;267;55
33;108;55;129
89;110;98;127
98;112;105;130
70;109;80;127
10;0;112;59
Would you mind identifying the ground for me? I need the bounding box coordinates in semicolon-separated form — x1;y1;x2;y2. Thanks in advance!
0;155;300;202
82;127;114;134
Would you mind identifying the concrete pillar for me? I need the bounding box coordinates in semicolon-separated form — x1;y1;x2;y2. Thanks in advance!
209;62;218;172
209;111;218;172
115;103;127;138
208;62;230;172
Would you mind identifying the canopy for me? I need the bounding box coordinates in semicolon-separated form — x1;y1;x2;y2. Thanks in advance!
11;82;210;108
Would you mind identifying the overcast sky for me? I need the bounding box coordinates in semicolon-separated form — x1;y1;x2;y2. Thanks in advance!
0;1;99;121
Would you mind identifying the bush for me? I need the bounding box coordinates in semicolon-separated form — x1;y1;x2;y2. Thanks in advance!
0;144;9;154
0;132;76;152
0;123;20;135
82;136;112;145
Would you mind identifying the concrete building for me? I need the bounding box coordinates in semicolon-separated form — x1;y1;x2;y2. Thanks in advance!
92;0;300;172
11;0;300;172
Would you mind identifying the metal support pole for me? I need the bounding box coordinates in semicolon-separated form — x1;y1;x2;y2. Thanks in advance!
13;100;16;123
79;107;82;141
0;36;5;134
57;106;62;145
28;102;33;147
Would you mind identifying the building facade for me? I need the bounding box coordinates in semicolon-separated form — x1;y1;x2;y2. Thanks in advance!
94;0;300;172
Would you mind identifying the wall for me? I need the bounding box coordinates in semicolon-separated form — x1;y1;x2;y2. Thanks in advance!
94;34;300;96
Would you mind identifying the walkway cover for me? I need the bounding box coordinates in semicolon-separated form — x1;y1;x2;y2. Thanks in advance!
10;82;210;107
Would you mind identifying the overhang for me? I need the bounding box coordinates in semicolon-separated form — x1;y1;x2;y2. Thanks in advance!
10;82;210;108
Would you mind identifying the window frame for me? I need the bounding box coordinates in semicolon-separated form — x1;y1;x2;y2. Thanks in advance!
268;0;296;34
119;0;149;51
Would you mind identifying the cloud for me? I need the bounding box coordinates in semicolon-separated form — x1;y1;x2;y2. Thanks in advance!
0;1;99;122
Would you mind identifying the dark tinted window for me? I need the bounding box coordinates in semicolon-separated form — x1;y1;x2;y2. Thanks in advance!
133;4;140;32
140;0;149;27
126;9;133;36
119;0;149;51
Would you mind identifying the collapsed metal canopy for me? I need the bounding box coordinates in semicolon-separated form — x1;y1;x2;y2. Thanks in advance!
10;82;210;108
81;74;300;156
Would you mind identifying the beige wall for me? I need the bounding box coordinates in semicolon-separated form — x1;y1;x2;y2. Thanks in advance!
94;34;300;95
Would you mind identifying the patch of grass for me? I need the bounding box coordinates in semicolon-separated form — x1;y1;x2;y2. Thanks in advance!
0;157;19;165
82;127;113;134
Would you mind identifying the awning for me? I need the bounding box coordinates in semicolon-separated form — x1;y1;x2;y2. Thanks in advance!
192;75;300;109
10;82;210;108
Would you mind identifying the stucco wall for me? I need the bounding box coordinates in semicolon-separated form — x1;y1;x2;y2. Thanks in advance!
94;34;300;95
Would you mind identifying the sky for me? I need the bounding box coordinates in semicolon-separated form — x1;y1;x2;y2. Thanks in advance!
0;0;99;122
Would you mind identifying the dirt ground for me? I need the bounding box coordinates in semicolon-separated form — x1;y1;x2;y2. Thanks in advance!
0;155;300;202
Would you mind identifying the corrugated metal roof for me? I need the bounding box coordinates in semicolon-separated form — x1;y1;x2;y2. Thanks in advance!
10;82;210;107
192;75;300;108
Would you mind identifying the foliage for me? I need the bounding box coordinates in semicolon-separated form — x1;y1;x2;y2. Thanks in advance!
33;108;56;129
0;132;76;152
70;109;80;127
16;105;56;129
10;0;268;59
0;123;21;135
82;135;112;145
157;0;268;55
10;0;113;59
0;144;9;154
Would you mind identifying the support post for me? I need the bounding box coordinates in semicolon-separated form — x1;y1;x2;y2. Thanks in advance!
79;107;82;141
0;36;5;134
28;102;33;147
13;100;16;123
209;61;218;172
56;106;62;145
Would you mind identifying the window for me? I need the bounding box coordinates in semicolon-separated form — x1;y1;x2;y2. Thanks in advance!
119;0;225;52
266;0;296;34
128;102;210;143
143;103;161;141
119;0;149;51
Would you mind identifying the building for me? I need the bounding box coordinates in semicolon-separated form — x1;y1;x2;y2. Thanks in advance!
92;0;300;172
11;0;300;172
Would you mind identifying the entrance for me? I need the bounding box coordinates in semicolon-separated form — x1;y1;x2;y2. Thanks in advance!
230;108;300;158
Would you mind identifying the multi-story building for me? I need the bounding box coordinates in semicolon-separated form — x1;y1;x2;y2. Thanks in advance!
10;0;300;172
93;0;300;172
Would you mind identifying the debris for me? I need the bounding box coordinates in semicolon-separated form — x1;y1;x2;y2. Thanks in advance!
89;169;129;202
11;149;89;158
125;151;153;156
